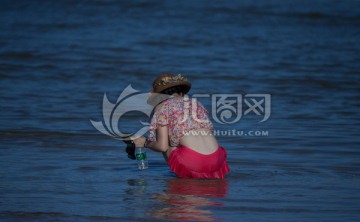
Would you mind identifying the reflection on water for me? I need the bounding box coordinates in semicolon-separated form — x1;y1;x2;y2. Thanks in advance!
149;178;228;221
126;178;148;196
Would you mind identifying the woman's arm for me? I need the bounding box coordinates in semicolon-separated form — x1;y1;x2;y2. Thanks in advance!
133;125;169;153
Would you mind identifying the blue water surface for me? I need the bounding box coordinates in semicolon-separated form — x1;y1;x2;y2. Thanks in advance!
0;0;360;221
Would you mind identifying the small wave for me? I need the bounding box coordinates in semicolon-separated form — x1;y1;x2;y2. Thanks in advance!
0;130;104;139
219;205;312;213
0;73;17;79
76;166;99;171
0;51;38;60
205;4;360;24
0;211;67;220
0;211;125;221
279;11;360;22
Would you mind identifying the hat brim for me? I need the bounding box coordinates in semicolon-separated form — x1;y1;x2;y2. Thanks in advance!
147;82;191;106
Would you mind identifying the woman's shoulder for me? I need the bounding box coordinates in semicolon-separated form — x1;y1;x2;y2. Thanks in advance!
154;98;172;112
154;95;188;112
154;102;165;112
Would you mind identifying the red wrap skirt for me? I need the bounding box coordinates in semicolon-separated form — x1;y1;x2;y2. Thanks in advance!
168;145;230;179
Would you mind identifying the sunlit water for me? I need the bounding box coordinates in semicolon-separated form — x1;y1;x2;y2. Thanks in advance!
1;0;360;221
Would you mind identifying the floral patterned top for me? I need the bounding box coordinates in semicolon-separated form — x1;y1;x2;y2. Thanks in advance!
148;95;213;147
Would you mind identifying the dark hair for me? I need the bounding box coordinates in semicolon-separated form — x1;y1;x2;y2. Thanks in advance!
160;85;185;96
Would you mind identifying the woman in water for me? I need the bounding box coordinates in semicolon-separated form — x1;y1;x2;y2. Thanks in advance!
133;73;230;179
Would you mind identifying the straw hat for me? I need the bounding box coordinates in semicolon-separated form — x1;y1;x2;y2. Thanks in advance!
151;73;191;94
147;73;191;105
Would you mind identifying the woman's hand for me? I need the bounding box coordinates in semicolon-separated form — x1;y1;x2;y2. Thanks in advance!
132;136;146;148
